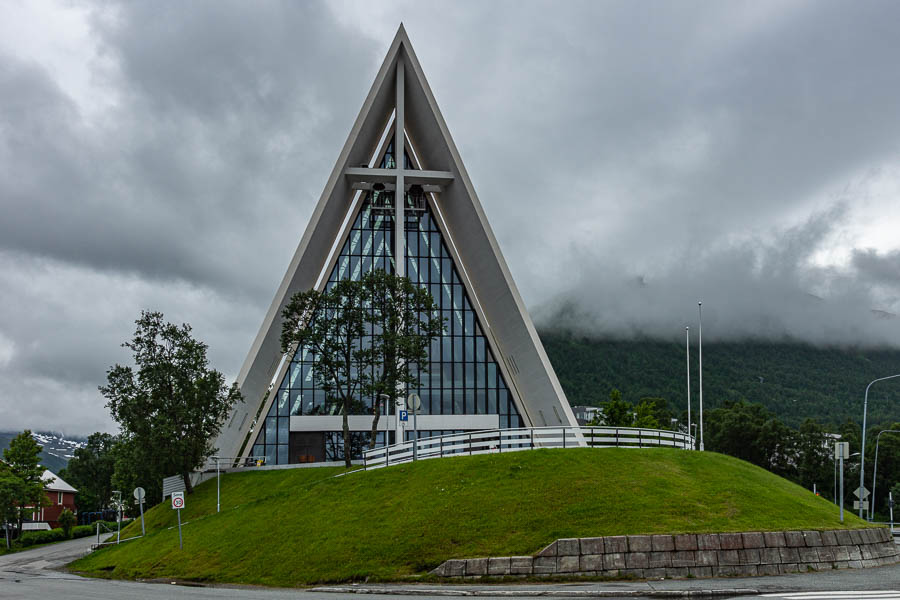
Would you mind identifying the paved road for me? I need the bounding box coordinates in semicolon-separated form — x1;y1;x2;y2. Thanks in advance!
0;535;95;575
3;538;900;599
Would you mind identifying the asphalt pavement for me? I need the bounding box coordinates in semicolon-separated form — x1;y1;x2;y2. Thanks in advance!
3;537;900;599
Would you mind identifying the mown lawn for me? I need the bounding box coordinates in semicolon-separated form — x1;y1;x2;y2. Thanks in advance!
71;448;870;586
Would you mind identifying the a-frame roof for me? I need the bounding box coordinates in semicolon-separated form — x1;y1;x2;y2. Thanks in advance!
215;25;576;461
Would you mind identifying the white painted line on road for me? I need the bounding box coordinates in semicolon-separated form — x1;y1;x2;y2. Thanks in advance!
760;592;900;599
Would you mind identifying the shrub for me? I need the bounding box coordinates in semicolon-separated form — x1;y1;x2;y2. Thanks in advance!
17;524;94;547
58;508;76;538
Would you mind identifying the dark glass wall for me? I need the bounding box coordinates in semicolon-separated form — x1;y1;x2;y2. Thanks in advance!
251;149;521;464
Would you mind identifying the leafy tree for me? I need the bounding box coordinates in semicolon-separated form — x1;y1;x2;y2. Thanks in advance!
58;508;76;539
2;431;48;537
602;389;633;427
837;420;861;454
281;270;443;466
795;419;833;497
109;437;152;513
281;278;371;467
633;400;660;429
0;462;24;549
705;401;797;479
62;432;117;513
101;311;243;498
363;270;443;449
634;397;672;429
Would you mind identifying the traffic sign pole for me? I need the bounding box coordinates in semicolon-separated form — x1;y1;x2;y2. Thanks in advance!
835;442;849;522
890;491;895;534
840;453;844;522
408;393;421;461
133;487;146;537
835;442;846;522
171;491;185;549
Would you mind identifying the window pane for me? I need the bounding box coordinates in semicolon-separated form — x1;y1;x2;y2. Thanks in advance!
266;416;276;442
278;417;289;444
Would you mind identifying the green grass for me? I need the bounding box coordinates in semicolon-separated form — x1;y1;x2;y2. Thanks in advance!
70;448;871;587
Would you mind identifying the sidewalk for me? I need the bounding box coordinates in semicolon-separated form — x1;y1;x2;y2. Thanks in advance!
309;561;900;597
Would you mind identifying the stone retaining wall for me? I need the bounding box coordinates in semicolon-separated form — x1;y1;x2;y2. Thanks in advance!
430;528;899;579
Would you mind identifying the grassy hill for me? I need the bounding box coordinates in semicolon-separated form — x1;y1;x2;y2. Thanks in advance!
541;333;900;428
71;448;868;586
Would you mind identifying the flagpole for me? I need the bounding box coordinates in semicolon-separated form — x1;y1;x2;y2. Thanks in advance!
686;326;692;449
698;302;704;451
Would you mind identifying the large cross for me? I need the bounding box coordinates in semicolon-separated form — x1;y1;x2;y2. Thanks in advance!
343;56;454;277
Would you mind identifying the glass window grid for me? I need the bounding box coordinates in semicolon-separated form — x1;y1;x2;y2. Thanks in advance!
252;156;521;463
378;140;416;170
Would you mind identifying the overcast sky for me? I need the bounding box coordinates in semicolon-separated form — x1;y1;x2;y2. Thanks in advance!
2;0;900;435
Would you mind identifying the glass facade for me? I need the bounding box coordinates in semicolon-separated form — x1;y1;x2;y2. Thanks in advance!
250;144;522;464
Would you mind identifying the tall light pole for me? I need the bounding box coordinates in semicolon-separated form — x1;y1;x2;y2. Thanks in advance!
859;374;900;519
698;302;704;451
871;429;900;521
685;326;692;449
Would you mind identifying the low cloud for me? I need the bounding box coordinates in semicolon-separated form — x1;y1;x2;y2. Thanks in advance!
536;205;900;346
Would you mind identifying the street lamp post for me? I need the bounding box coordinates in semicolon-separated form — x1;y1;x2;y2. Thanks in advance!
871;429;900;521
698;302;704;451
215;456;220;514
859;374;900;519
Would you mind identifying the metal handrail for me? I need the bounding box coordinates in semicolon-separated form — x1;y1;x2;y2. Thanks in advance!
363;425;695;470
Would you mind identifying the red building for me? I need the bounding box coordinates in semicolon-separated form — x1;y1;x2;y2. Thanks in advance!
30;469;78;529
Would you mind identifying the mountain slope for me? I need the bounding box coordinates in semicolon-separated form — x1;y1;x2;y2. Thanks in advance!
0;431;86;472
541;333;900;427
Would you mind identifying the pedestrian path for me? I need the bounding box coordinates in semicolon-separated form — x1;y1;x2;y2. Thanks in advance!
759;592;900;599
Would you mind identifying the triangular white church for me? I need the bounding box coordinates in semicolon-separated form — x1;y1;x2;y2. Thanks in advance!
215;25;577;465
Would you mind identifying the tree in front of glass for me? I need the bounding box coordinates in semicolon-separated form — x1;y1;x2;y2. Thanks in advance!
280;269;444;467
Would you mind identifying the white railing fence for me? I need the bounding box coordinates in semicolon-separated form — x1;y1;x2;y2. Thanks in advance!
362;426;695;470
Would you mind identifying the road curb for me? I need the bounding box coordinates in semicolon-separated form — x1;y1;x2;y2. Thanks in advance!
308;586;761;597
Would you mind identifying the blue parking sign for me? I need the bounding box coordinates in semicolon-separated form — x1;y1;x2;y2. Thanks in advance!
399;410;408;422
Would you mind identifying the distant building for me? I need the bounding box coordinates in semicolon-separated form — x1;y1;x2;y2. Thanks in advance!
25;469;77;530
571;406;603;426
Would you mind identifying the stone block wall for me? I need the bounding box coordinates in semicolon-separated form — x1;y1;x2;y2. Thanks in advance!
430;528;898;579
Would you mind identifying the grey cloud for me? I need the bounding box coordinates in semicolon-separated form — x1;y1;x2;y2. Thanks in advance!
852;249;900;290
0;2;377;303
3;0;900;434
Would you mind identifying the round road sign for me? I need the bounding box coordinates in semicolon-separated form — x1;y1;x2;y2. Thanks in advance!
133;487;145;502
407;393;421;412
172;495;184;509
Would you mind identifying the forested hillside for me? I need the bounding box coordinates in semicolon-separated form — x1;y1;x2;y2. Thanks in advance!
541;332;900;428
